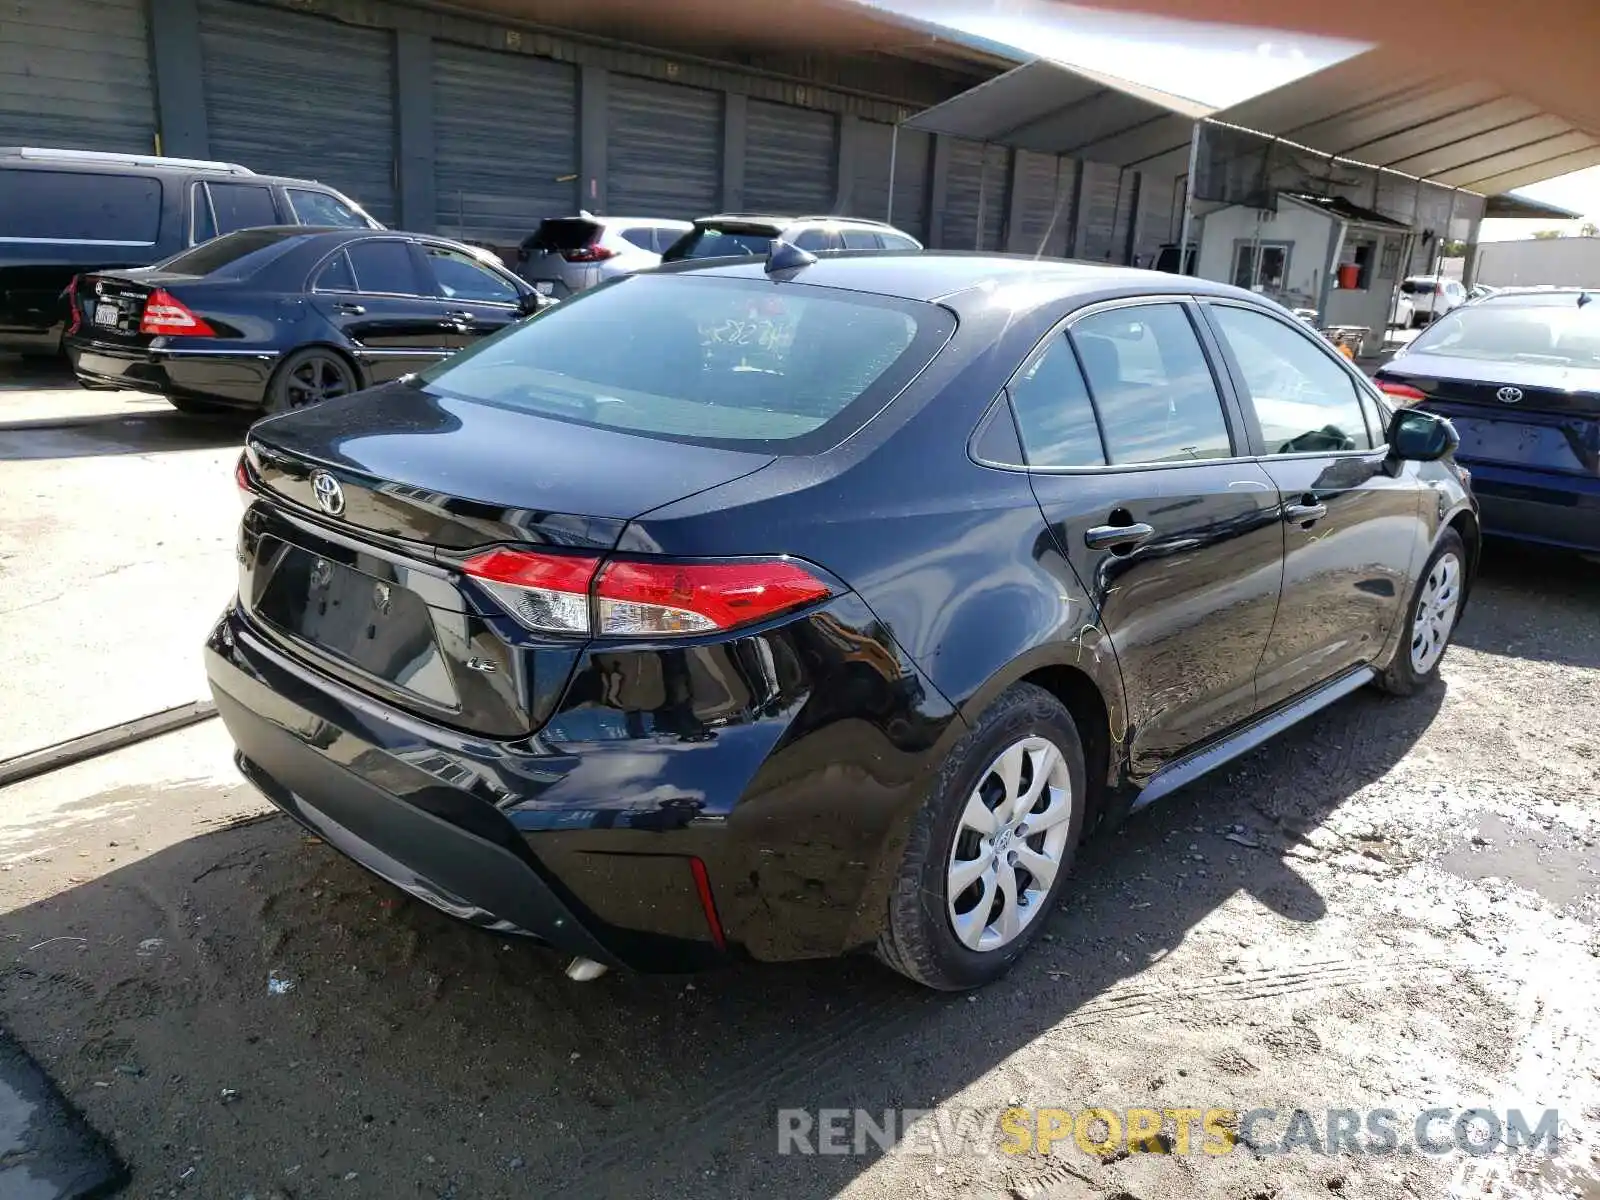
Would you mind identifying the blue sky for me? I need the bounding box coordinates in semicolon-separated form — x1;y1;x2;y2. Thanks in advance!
871;0;1600;232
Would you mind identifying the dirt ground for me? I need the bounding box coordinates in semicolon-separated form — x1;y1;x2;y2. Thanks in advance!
0;539;1595;1200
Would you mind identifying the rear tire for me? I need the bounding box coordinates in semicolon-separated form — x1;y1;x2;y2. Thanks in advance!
1377;529;1466;696
876;683;1087;991
264;347;359;415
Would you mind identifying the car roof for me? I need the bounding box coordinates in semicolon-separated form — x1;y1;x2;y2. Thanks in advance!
657;251;1261;306
696;214;902;229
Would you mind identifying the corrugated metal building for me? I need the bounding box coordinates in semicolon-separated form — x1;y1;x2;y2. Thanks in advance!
0;0;1164;261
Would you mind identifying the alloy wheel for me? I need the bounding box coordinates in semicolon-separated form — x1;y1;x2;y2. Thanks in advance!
946;735;1075;953
1409;551;1462;675
284;354;355;409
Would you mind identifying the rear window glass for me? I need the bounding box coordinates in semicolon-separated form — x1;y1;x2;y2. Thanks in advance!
1401;279;1438;295
665;228;776;261
287;188;371;228
206;182;278;236
156;228;301;277
527;219;601;252
0;170;161;243
347;240;425;295
1407;299;1600;368
414;274;954;452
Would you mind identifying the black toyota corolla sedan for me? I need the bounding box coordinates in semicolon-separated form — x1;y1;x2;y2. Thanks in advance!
65;227;546;416
207;250;1476;990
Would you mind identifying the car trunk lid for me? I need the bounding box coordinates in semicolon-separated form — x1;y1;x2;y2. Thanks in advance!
1380;356;1600;477
240;382;776;735
72;270;207;346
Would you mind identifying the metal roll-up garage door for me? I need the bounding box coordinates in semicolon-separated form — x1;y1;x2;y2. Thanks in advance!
607;75;720;219
942;139;1008;250
855;122;929;239
1013;151;1071;258
434;44;577;245
199;0;395;223
744;100;836;215
0;0;154;152
1075;160;1127;262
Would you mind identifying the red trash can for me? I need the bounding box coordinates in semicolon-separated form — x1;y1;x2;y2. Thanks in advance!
1336;263;1361;289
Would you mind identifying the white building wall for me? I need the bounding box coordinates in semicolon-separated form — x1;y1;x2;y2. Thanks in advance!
1195;201;1334;307
1474;237;1600;287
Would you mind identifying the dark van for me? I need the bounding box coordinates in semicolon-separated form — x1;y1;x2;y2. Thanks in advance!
0;147;381;357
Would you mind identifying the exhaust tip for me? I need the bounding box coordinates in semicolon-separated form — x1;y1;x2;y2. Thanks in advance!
564;956;609;982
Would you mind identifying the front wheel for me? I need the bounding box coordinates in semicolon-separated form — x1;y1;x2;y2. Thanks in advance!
1377;529;1466;695
876;683;1087;991
264;347;359;415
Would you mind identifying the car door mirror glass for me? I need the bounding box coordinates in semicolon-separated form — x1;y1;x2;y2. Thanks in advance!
1388;408;1458;461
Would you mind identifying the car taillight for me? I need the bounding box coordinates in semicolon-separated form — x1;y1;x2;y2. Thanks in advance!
234;452;253;507
461;549;833;636
560;245;617;264
1377;380;1428;403
140;289;216;337
65;276;82;336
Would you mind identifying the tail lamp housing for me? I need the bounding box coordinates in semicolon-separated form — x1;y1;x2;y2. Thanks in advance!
141;289;216;337
461;548;834;637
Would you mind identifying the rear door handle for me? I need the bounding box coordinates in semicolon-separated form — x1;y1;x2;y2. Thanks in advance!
1084;522;1155;550
1283;501;1328;524
332;302;365;315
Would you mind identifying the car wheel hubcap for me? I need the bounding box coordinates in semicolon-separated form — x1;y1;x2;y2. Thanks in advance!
286;356;352;408
946;735;1075;953
1409;551;1461;675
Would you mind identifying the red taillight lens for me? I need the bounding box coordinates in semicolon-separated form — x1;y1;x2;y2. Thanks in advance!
689;857;726;950
234;452;253;507
462;548;602;634
461;549;833;636
560;245;617;263
595;560;832;635
65;276;81;336
140;288;216;337
1377;380;1428;403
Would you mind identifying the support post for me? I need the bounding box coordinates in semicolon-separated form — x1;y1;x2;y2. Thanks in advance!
578;66;608;213
885;122;900;224
394;33;435;231
1176;121;1201;275
147;0;209;158
721;93;747;212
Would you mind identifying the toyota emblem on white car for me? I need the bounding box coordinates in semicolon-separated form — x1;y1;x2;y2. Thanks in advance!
1496;386;1524;404
310;470;345;516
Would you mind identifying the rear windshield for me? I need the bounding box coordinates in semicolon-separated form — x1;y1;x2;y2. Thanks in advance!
663;227;778;262
155;228;303;278
414;274;954;452
525;219;601;252
0;169;162;244
1406;297;1600;367
1401;279;1440;295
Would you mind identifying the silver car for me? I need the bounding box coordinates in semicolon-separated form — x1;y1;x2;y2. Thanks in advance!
515;214;692;298
660;215;924;262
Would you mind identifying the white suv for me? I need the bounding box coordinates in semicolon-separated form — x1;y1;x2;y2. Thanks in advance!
661;215;923;262
1398;275;1467;327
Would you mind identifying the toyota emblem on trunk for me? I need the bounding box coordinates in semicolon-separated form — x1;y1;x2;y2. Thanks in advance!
1496;386;1524;404
310;470;345;516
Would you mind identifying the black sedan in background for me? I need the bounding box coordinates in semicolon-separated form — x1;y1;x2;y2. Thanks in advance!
1375;288;1600;555
65;228;547;416
210;252;1473;991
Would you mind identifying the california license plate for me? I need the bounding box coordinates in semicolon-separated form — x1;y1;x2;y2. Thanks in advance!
93;301;119;327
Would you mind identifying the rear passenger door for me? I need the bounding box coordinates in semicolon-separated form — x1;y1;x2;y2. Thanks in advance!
1016;299;1284;779
1200;301;1420;708
307;239;455;383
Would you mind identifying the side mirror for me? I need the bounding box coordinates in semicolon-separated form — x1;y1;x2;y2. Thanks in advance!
1388;407;1459;462
517;291;555;317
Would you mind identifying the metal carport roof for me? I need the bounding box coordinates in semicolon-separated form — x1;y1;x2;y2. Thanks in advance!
904;44;1600;195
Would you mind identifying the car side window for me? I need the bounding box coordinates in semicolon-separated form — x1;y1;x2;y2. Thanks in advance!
1007;334;1106;467
619;227;655;252
794;229;832;252
878;232;920;250
345;240;425;296
421;244;519;304
287;188;369;229
841;230;878;250
205;182;280;237
312;249;357;293
1070;304;1233;464
1208;304;1375;454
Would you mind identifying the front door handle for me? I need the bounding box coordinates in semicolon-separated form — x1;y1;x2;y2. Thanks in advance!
332;302;365;315
1283;500;1328;525
442;310;475;322
1085;522;1155;551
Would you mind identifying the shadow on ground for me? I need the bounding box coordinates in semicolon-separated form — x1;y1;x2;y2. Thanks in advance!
1453;539;1600;670
0;677;1444;1199
0;408;249;461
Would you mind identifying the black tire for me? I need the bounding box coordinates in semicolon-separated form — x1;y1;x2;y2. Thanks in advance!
166;394;234;416
264;347;359;415
876;683;1087;991
1377;528;1467;696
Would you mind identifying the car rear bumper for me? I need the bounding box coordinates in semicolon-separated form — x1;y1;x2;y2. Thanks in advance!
205;596;957;970
1463;459;1600;552
65;338;276;407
